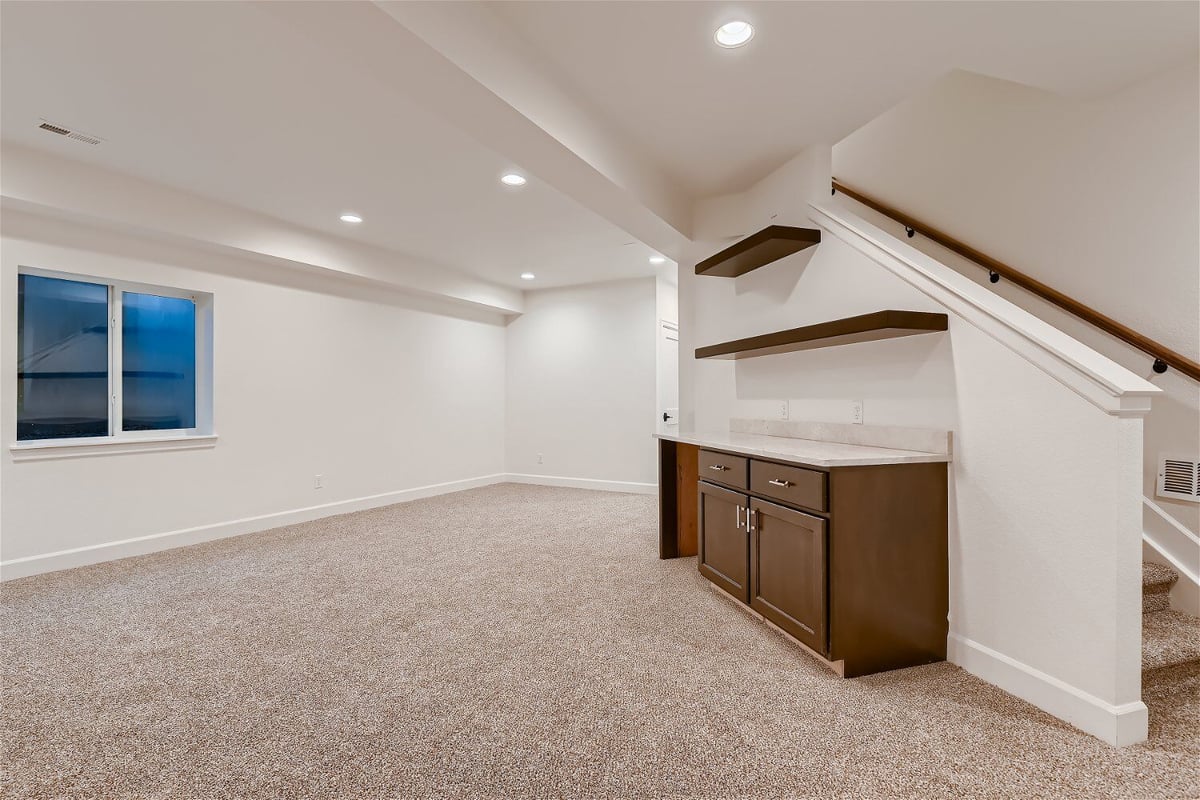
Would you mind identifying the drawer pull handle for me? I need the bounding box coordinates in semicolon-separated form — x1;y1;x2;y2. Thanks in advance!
708;464;729;472
768;479;793;488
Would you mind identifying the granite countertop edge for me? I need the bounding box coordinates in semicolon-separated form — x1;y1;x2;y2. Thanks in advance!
653;429;950;468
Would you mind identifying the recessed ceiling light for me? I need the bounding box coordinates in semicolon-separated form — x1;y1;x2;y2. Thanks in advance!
501;173;527;187
520;272;536;280
714;20;754;48
649;256;667;264
339;213;363;224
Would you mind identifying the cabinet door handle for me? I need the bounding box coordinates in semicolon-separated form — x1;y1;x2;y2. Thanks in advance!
708;464;728;472
768;478;793;488
735;505;743;530
748;508;756;533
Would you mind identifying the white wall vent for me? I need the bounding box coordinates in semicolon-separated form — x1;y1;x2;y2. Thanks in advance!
1157;454;1200;503
38;119;102;146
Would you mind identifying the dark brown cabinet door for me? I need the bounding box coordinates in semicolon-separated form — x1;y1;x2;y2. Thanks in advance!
750;498;828;655
698;481;750;603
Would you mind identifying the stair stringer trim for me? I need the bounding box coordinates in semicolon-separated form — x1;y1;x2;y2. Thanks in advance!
1143;538;1200;617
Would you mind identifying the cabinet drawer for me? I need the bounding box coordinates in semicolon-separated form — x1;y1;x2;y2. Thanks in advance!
698;449;749;491
750;460;827;512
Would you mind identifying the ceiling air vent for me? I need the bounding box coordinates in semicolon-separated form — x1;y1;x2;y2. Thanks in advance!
38;119;102;145
1157;454;1200;504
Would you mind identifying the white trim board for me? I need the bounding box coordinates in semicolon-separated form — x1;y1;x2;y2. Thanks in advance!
503;473;657;495
0;473;657;581
1143;496;1200;578
1143;530;1200;587
1143;536;1200;616
948;633;1148;747
0;474;507;581
10;434;219;462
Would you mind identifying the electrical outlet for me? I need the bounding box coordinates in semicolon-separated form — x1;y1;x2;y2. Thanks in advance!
537;453;543;465
314;474;324;489
779;400;789;421
851;401;864;425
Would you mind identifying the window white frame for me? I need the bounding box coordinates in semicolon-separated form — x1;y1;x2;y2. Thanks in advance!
12;265;214;453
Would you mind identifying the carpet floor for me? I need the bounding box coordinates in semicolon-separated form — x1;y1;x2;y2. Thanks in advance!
2;484;1197;799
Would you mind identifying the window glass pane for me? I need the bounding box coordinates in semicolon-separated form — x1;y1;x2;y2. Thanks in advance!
17;274;110;440
122;292;196;431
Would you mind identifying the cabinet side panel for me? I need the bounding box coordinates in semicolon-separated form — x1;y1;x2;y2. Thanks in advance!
829;463;948;677
676;443;699;557
658;439;679;559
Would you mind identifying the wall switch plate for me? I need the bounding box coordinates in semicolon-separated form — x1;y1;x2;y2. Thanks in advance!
779;400;789;421
314;474;324;489
851;401;864;425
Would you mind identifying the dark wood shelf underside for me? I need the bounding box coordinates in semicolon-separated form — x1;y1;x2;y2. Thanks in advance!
695;225;822;278
695;310;949;360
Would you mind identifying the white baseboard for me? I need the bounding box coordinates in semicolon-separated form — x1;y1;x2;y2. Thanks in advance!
948;632;1148;747
503;473;657;495
0;473;508;582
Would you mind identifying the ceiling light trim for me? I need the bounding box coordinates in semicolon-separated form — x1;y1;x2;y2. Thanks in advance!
714;21;754;49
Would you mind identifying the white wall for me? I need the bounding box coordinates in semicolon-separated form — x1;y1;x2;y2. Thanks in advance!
505;278;657;489
1;210;508;573
654;275;679;424
833;61;1200;531
655;275;678;329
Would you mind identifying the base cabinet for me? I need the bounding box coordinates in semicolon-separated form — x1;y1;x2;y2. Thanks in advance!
698;481;750;603
692;450;947;678
750;498;828;655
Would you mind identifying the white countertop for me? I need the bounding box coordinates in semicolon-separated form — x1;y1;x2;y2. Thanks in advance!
654;428;950;467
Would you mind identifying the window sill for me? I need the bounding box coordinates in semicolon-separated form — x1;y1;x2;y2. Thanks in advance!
9;433;218;462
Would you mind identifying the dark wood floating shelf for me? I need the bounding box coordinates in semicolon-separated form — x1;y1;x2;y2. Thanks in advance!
695;310;949;360
695;225;822;278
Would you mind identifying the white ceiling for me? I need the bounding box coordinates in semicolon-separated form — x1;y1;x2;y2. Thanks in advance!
0;1;669;290
491;1;1200;195
2;1;1196;291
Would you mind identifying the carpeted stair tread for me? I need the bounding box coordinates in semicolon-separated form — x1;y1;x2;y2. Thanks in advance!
1142;561;1179;613
1142;608;1200;676
1143;561;1180;592
1144;593;1171;613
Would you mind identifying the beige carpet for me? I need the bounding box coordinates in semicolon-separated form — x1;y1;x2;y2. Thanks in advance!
2;484;1197;799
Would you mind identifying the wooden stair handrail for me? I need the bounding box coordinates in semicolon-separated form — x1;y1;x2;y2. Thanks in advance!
831;179;1200;382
